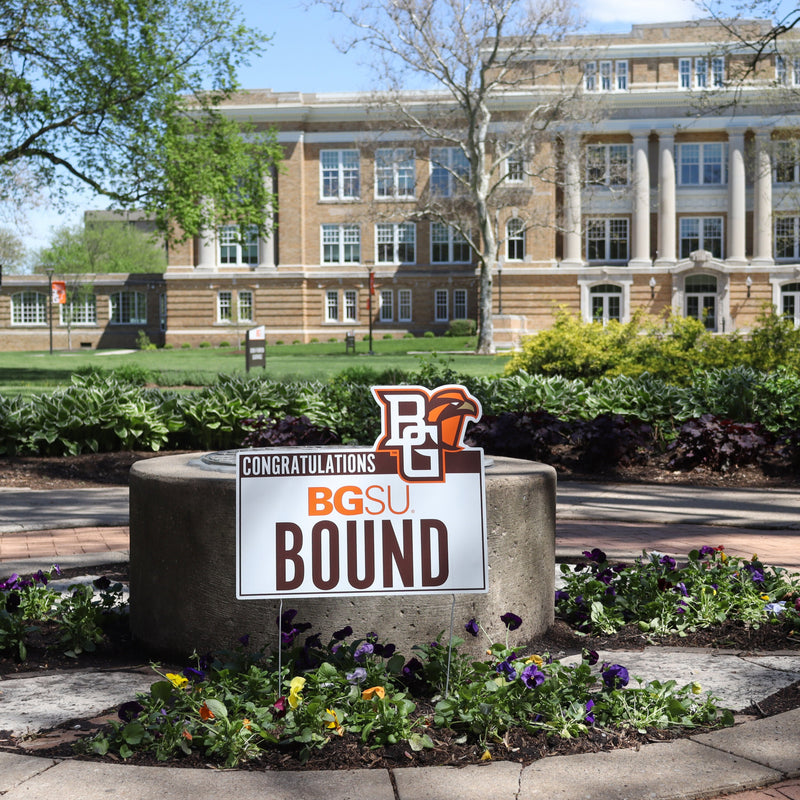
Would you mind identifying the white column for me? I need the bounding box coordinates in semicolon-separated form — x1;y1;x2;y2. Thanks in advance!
727;131;747;264
257;168;277;270
630;133;652;266
752;131;774;265
562;135;583;265
655;132;676;265
196;228;216;270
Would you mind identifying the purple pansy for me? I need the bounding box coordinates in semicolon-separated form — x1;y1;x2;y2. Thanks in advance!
520;664;545;688
465;618;480;637
500;612;522;631
601;663;629;689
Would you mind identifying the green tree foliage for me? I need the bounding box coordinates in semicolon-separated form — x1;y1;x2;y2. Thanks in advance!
0;227;26;273
0;0;280;240
36;223;167;274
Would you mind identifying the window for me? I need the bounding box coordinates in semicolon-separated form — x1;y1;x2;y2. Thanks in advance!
781;282;800;325
677;142;726;185
322;224;360;264
584;61;627;91
775;216;800;259
238;290;253;323
685;274;718;331
376;222;415;264
777;55;788;84
60;294;97;325
220;225;258;265
431;222;470;263
344;290;357;322
110;291;146;325
398;289;412;322
616;60;628;91
695;58;708;88
775;140;800;183
679;217;723;259
217;291;232;322
430;147;470;197
586;218;629;263
505;154;524;183
586;144;631;186
506;218;525;261
453;289;468;320
380;290;394;322
375;148;415;198
584;62;596;91
590;284;622;325
320;149;360;199
434;289;448;321
325;290;339;322
711;57;725;87
679;58;692;89
11;291;47;325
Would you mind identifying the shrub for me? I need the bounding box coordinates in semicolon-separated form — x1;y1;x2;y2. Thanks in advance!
423;331;435;338
198;341;211;348
446;318;477;337
181;342;192;349
135;330;156;351
275;340;284;346
382;333;393;340
403;332;414;339
569;414;653;471
466;410;572;461
240;414;340;448
667;414;770;472
218;341;231;348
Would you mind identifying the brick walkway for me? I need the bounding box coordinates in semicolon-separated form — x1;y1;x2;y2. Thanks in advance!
710;781;800;800
0;526;129;563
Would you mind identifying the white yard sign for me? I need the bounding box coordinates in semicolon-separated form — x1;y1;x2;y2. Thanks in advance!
236;385;487;599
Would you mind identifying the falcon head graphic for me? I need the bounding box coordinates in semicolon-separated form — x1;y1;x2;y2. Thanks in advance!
425;386;480;451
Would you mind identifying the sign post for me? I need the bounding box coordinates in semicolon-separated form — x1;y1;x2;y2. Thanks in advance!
236;385;487;600
245;325;266;372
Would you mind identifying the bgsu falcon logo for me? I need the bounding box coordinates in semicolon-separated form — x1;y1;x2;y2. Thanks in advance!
371;385;482;482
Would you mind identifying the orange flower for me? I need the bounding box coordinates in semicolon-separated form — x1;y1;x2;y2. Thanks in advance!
242;719;251;730
182;729;192;740
199;702;214;721
361;686;386;701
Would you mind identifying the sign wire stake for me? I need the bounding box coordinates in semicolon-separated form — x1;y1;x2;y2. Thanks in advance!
277;598;284;693
444;594;456;699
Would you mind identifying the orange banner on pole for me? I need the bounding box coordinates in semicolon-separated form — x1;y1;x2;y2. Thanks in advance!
51;281;67;304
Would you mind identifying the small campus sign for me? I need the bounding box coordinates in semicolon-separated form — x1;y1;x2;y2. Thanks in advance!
236;385;488;599
245;325;266;371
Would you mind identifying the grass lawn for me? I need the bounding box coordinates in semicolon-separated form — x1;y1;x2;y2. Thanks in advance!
0;337;510;394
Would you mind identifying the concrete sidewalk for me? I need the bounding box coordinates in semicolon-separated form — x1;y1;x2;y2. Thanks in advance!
1;480;799;800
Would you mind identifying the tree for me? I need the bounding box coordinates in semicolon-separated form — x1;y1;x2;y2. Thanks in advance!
35;222;167;274
0;0;281;241
315;0;585;353
0;227;26;273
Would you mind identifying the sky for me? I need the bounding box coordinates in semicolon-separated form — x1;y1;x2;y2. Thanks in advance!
19;0;707;260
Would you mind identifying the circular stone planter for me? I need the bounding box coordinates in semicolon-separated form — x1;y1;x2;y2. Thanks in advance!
129;451;556;659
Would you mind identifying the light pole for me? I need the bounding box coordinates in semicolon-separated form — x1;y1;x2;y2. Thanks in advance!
44;266;54;355
366;264;375;356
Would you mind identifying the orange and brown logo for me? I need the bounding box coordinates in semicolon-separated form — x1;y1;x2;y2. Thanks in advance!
371;385;482;482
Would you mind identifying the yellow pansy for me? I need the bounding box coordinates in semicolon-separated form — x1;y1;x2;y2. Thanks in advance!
166;672;188;689
761;594;771;601
691;682;702;695
325;708;344;736
480;749;492;761
526;654;544;668
361;686;386;701
288;676;306;709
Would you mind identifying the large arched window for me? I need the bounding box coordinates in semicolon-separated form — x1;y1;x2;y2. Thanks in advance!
506;218;525;261
11;291;47;325
685;274;718;331
781;282;800;326
590;284;622;325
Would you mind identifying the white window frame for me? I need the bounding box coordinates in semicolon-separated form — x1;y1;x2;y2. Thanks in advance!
679;58;692;89
774;140;800;183
217;290;232;323
11;291;47;325
775;216;800;259
777;54;788;84
375;148;415;199
684;274;719;331
711;56;725;87
219;225;259;266
695;57;708;88
430;147;470;197
679;217;724;259
677;142;727;186
321;224;361;265
434;289;449;322
584;61;597;91
453;288;468;320
505;153;524;183
585;218;630;263
599;60;612;91
325;290;339;322
616;60;628;91
376;222;416;264
110;291;147;325
343;289;357;323
59;293;97;326
590;284;623;326
781;282;800;326
238;290;253;323
398;289;412;322
320;149;360;200
506;218;525;261
379;289;394;322
586;143;631;186
431;222;471;264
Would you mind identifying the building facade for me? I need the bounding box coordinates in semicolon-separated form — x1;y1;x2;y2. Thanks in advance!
4;19;800;351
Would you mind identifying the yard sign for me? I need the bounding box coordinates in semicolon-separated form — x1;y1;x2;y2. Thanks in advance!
236;385;487;599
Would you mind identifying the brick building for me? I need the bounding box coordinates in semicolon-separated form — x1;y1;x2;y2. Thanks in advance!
4;19;800;351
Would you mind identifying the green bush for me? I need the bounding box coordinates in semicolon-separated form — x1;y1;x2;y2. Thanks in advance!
446;318;477;337
218;341;231;348
198;341;211;349
423;331;435;338
181;342;192;350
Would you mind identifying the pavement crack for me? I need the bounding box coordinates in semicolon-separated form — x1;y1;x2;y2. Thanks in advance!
388;768;400;800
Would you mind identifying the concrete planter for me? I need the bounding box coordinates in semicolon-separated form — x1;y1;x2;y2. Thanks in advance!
129;452;555;659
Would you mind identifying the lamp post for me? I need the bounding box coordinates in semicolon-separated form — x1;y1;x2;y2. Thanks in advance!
497;261;504;314
44;266;54;355
367;266;375;355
